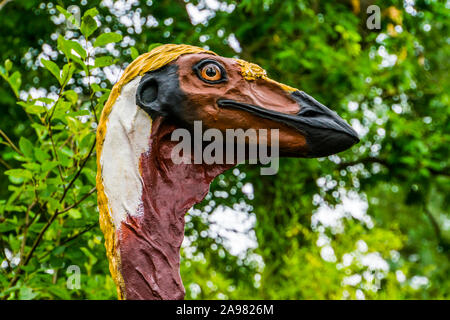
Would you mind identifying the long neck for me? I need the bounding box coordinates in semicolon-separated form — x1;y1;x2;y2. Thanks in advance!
117;117;232;299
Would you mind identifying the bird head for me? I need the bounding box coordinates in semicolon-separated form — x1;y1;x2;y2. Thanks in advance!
134;49;359;158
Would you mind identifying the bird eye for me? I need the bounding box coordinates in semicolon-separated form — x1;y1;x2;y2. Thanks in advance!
201;64;221;81
193;59;227;84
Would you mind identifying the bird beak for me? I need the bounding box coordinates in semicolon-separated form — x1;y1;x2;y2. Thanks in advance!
217;90;359;158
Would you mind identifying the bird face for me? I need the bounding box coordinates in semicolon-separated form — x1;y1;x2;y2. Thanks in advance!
136;52;359;158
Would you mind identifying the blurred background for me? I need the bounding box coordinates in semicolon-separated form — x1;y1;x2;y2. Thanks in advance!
0;0;448;299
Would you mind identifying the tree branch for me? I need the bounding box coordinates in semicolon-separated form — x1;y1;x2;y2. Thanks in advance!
0;157;11;169
60;138;96;203
8;186;97;288
58;187;96;214
19;200;37;262
0;129;23;156
38;223;96;260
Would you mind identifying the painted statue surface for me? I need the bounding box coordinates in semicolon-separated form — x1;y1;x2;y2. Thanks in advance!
96;44;359;300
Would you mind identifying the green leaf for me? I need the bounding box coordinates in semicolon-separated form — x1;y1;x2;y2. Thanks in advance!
35;97;54;104
67;110;90;117
8;234;21;252
79;134;94;152
91;83;104;92
57;35;70;58
61;147;75;158
20;264;36;273
94;56;114;68
8;71;21;97
46;286;71;299
69;209;82;219
51;100;72;122
5;59;12;72
19;137;34;158
19;286;38;300
31;123;48;138
55;100;72;113
61;63;76;86
80;15;98;38
63;90;78;104
17;102;46;115
41;161;58;172
94;32;123;47
82;168;97;185
23;162;40;171
84;7;99;18
53;245;66;255
0;221;16;232
35;148;50;164
5;169;32;180
70;54;88;74
130;47;139;60
41;58;61;84
57;150;71;167
26;105;46;115
67;40;87;60
57;36;87;61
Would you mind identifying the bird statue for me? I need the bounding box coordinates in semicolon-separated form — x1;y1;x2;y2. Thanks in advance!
96;44;359;300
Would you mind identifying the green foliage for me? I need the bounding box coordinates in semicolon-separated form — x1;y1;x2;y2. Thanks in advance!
0;0;448;300
0;60;21;98
94;33;123;48
0;5;115;299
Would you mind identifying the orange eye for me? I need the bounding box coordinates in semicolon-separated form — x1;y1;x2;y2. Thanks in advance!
193;60;227;83
200;64;222;81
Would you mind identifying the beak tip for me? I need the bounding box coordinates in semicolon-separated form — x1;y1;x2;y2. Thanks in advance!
306;128;360;158
349;129;360;144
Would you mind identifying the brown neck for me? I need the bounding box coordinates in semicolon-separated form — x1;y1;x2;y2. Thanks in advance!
117;117;232;299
